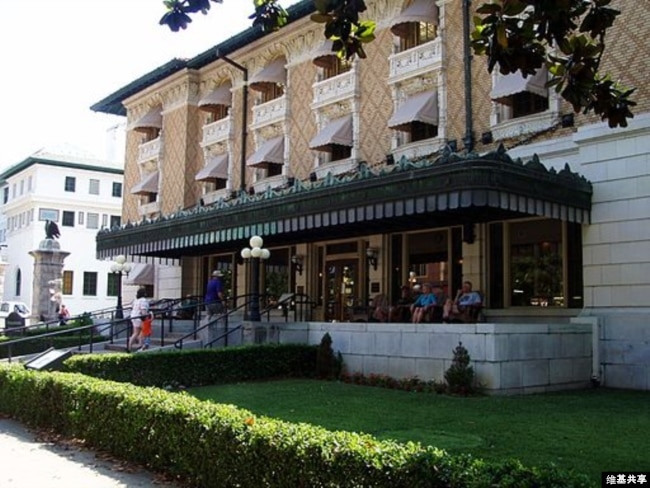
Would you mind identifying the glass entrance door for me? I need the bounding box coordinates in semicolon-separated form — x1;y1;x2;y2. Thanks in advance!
324;259;358;321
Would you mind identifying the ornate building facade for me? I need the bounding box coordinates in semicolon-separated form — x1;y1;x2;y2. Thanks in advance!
92;0;650;390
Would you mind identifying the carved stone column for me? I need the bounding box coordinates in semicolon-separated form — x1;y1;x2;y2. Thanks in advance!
29;239;70;322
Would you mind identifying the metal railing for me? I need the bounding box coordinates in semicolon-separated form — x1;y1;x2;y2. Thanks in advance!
0;293;318;360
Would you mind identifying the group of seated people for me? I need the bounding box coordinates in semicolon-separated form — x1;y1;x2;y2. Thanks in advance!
371;281;482;324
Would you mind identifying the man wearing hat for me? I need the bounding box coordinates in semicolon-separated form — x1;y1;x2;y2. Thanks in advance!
205;270;225;320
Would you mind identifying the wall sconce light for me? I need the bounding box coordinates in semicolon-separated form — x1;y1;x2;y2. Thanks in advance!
291;255;304;275
481;131;493;144
309;172;318;182
366;247;379;271
561;113;575;128
385;154;395;165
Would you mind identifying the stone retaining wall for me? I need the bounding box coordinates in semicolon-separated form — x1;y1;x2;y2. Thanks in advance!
248;321;593;395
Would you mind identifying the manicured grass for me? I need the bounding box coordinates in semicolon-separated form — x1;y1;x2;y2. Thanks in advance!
190;380;650;482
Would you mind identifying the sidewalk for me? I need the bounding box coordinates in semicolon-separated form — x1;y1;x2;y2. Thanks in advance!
0;417;185;487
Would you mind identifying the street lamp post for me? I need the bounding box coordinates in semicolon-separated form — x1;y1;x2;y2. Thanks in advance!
240;236;270;321
110;255;131;319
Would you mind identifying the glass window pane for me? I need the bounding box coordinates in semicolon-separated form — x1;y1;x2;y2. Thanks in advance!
509;219;563;307
62;271;73;295
83;272;98;296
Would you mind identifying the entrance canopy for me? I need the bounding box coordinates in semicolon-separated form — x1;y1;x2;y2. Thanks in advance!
97;147;592;259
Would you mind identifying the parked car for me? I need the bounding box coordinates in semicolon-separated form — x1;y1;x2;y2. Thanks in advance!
0;301;31;328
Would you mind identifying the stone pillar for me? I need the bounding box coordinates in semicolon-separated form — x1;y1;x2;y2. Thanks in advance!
29;239;70;322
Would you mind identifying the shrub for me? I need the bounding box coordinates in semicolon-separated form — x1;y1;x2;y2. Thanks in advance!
444;342;476;395
315;332;341;379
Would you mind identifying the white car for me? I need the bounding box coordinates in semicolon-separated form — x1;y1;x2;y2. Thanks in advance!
0;301;31;328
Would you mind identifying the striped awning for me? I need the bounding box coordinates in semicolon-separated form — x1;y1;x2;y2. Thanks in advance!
97;154;592;260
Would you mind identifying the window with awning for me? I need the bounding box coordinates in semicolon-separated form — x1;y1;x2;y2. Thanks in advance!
388;90;438;131
198;83;232;122
390;0;438;50
131;107;163;142
196;154;229;181
312;40;351;79
247;136;284;169
491;69;549;119
130;171;159;195
491;69;548;103
309;115;353;152
249;57;286;102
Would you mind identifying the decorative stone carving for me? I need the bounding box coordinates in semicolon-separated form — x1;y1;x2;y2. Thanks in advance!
388;39;443;85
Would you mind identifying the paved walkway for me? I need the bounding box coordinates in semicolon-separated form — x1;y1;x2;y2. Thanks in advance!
0;417;185;487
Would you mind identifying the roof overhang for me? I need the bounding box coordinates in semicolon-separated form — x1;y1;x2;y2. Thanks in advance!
97;147;592;259
90;1;316;116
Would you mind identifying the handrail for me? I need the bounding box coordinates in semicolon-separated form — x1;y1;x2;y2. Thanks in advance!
2;304;134;338
0;312;150;362
1;292;318;359
173;299;249;350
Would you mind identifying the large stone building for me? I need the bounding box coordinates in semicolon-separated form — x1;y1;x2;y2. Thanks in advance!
92;0;649;390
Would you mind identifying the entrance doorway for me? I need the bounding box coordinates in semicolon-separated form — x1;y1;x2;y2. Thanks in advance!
324;259;359;321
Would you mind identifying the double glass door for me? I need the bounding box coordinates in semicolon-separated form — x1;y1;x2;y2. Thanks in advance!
324;259;359;322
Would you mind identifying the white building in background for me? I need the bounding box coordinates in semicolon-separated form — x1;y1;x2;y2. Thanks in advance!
0;144;126;318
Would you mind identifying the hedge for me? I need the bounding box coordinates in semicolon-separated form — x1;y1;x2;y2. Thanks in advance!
0;346;594;488
63;343;319;388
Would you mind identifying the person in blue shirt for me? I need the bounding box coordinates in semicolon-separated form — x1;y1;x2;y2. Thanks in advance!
205;270;225;320
410;283;438;323
443;281;482;322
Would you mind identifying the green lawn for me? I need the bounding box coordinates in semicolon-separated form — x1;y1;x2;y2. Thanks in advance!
190;380;650;482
